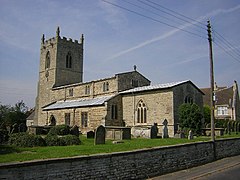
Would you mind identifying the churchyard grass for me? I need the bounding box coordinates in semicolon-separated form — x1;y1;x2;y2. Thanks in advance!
1;134;239;164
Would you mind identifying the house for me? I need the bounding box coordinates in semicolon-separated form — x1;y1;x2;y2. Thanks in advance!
32;28;204;137
201;81;240;120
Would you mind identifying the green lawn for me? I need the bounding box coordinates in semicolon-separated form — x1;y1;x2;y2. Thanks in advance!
0;134;239;164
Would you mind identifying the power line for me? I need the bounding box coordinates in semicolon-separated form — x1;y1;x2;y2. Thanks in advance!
139;0;207;31
102;0;207;39
213;29;240;57
213;41;240;63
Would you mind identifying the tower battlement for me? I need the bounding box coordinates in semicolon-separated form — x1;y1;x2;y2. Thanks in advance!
41;27;84;48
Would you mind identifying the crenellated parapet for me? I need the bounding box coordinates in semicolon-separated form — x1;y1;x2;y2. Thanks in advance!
41;27;84;49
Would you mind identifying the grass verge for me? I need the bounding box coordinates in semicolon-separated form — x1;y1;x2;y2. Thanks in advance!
0;134;239;164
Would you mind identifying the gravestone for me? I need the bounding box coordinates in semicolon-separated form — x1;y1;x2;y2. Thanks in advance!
94;125;106;145
188;130;193;140
70;125;80;136
162;119;169;138
87;131;95;138
18;123;27;132
150;123;158;139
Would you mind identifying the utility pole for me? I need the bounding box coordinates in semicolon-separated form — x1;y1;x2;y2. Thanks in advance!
207;20;215;142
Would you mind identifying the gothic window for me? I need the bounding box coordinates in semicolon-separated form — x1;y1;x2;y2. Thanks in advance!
45;51;50;69
85;85;90;95
81;112;88;127
69;88;73;96
137;100;147;123
49;115;56;126
65;113;70;126
185;95;193;104
111;104;118;120
66;52;72;68
132;79;139;87
103;82;109;92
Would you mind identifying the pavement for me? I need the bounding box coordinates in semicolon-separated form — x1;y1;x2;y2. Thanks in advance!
148;155;240;180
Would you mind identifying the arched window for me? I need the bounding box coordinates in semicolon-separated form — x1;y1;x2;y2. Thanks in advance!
45;51;50;69
66;52;72;68
49;115;56;126
185;95;193;104
137;100;147;123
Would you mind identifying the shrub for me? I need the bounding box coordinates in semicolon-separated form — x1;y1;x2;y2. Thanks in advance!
48;125;70;136
8;133;46;147
60;135;81;146
0;128;9;144
45;135;62;146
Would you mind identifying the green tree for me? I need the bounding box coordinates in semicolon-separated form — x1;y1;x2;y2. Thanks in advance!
0;101;28;128
178;103;203;135
203;105;211;125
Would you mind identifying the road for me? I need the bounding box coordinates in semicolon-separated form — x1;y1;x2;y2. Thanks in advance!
149;155;240;180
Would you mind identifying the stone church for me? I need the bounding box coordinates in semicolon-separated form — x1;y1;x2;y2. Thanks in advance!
32;28;204;137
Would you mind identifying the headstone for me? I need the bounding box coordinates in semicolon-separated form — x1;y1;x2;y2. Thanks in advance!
162;119;169;138
87;131;95;138
70;125;80;136
188;130;193;140
150;123;158;139
94;125;106;145
18;123;27;132
174;131;185;138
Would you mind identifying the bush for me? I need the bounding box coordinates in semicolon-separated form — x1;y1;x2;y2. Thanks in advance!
48;125;70;136
45;135;62;146
60;135;81;146
0;128;9;144
45;134;80;146
8;133;46;147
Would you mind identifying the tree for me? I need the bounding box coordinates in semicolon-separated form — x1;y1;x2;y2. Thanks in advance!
178;103;203;135
203;105;211;125
0;101;28;128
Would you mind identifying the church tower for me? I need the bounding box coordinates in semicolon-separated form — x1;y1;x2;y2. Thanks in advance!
34;27;84;125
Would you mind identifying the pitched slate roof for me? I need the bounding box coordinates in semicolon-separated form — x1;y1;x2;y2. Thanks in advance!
43;95;114;110
120;80;203;94
201;86;233;106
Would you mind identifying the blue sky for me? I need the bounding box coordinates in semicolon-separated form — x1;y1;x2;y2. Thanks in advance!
0;0;240;108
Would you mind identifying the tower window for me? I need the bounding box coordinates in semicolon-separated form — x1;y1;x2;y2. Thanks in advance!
66;52;72;68
45;51;50;69
137;100;147;123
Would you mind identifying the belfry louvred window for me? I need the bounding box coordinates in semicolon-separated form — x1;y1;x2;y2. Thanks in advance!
45;51;50;69
137;100;147;123
66;52;72;68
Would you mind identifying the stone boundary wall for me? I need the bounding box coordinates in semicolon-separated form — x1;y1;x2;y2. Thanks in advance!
1;138;240;180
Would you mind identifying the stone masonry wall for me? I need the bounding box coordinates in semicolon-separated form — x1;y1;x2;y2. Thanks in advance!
1;138;240;180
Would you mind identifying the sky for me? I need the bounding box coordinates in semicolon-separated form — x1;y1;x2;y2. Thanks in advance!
0;0;240;108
